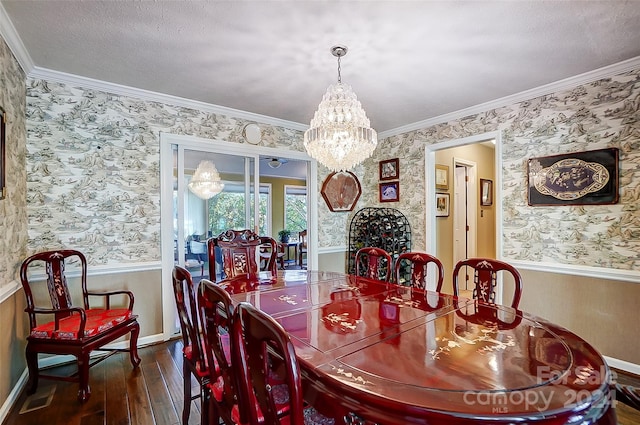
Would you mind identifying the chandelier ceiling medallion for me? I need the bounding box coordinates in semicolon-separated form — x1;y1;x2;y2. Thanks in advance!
188;160;225;200
304;45;377;172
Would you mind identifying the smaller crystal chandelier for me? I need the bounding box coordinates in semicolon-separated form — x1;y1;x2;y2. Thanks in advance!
188;160;224;200
304;45;377;172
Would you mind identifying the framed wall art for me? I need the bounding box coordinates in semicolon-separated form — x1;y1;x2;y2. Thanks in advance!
379;181;399;202
0;107;5;200
379;158;399;180
436;193;449;217
435;164;449;190
527;148;619;206
321;171;362;212
480;179;493;206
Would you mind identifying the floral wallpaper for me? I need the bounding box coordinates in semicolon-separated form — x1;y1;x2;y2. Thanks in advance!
365;69;640;272
24;65;640;272
0;35;27;288
26;80;307;266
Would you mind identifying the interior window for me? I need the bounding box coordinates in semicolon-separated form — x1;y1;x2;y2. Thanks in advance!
207;181;271;236
284;185;307;238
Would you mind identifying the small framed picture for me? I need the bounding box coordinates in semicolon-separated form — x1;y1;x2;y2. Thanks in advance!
379;158;399;180
480;179;493;206
436;193;449;217
379;181;399;202
435;164;449;190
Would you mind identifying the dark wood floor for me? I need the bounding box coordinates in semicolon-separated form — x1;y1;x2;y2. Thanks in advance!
3;339;640;425
3;339;202;425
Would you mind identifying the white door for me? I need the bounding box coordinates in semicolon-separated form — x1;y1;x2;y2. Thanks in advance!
452;159;477;290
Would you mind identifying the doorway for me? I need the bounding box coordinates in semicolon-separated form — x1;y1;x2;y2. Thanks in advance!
425;131;500;293
159;133;318;339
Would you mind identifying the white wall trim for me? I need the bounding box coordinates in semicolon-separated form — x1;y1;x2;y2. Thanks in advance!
27;67;308;132
0;2;34;74
318;245;347;255
379;56;640;139
1;263;161;303
0;368;27;425
507;259;640;284
23;261;162;283
605;356;640;377
0;280;20;304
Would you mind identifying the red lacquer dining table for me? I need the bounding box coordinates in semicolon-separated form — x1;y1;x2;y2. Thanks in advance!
225;270;616;424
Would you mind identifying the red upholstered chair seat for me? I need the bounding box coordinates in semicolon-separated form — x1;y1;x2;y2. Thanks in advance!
30;308;133;340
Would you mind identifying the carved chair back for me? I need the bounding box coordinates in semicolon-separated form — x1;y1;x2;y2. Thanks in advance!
394;252;444;291
355;247;392;282
453;258;523;308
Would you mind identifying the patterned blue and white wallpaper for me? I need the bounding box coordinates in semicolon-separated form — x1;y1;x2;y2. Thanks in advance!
363;69;640;271
25;67;640;272
0;35;27;287
26;80;306;266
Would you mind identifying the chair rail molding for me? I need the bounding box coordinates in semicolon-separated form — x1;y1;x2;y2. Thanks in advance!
507;259;640;284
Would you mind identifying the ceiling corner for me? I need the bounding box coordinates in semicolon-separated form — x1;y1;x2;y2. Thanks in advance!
0;2;34;74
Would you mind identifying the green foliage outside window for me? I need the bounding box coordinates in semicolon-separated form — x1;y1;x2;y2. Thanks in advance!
208;191;268;236
285;192;307;234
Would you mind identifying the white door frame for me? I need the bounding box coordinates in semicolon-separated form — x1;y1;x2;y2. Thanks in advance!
424;130;503;264
160;133;318;340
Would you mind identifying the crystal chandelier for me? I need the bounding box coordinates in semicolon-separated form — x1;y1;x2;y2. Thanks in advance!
304;45;377;172
188;160;225;200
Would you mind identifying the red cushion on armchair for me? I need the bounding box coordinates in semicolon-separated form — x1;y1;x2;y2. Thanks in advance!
30;308;134;340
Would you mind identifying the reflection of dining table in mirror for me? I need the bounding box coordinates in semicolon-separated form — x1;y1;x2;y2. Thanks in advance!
225;271;616;424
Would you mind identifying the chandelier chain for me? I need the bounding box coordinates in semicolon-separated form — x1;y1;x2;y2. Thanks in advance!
337;55;342;84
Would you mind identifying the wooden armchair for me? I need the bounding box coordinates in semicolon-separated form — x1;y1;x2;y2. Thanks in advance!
20;250;140;402
208;229;276;282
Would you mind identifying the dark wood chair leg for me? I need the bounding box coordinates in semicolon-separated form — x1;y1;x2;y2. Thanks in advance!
77;352;91;402
129;322;141;367
200;385;209;425
182;361;191;425
25;347;38;395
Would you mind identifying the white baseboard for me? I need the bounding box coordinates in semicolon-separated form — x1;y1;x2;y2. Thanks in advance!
605;356;640;377
0;369;28;424
0;333;165;424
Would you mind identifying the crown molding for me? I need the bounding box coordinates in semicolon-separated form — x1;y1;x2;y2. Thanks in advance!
28;66;309;132
0;2;34;74
378;56;640;139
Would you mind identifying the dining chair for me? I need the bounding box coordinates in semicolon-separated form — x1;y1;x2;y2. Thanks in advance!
172;265;213;425
197;278;238;425
452;257;523;308
258;236;281;274
19;249;141;403
355;247;392;282
298;229;308;268
233;302;335;425
208;229;275;282
394;252;444;291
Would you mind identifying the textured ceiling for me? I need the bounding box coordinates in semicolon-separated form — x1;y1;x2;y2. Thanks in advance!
2;0;640;134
